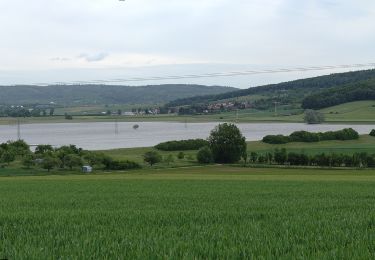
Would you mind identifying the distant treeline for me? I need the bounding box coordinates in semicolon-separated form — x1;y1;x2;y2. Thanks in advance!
262;128;359;144
0;106;54;117
165;69;375;108
155;139;209;151
247;149;375;168
302;80;375;109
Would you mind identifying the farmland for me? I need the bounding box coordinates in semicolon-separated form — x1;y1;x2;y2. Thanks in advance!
1;166;375;259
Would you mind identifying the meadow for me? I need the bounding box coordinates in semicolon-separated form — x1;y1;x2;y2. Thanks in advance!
1;166;375;259
1;101;374;125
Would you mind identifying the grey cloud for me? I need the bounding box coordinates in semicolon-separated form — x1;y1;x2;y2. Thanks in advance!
78;53;109;62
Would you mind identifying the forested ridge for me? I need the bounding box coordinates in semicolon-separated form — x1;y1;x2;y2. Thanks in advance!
166;69;375;108
302;79;375;109
0;84;236;105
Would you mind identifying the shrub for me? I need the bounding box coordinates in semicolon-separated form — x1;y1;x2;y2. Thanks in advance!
104;159;141;170
290;131;320;142
196;146;214;164
262;128;359;144
208;123;247;163
177;152;185;159
262;135;291;144
370;129;375;137
155;139;209;151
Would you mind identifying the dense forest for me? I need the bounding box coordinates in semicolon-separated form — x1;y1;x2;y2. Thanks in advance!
0;84;236;105
302;80;375;109
165;69;375;108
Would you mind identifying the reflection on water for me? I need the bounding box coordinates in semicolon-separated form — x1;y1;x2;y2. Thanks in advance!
0;122;373;150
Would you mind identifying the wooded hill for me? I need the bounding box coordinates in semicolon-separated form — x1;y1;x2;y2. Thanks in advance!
302;79;375;109
0;84;236;105
165;69;375;109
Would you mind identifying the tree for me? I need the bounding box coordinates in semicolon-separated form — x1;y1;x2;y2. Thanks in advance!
274;148;287;165
8;140;30;156
22;154;35;169
304;109;325;124
208;123;247;163
370;129;375;137
164;154;175;165
196;146;214;164
35;144;54;155
64;154;83;170
177;152;185;159
249;152;258;163
41;156;61;172
143;151;162;166
0;151;15;165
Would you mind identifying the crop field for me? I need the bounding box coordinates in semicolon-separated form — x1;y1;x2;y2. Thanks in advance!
1;166;375;259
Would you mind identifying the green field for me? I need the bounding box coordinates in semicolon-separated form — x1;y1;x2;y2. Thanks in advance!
1;100;374;125
321;101;375;123
1;166;375;259
97;135;375;169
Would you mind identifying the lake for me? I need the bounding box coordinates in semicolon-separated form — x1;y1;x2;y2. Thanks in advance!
0;122;373;150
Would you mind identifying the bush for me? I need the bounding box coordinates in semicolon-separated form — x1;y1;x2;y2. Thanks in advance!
104;159;141;170
290;131;320;142
370;129;375;137
262;135;291;144
177;152;185;159
155;139;209;151
196;146;214;164
208;123;247;163
262;128;359;144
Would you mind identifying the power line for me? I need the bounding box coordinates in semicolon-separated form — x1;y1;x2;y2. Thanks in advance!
33;62;375;86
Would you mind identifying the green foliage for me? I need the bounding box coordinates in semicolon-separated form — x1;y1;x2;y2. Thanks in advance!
177;152;185;159
143;151;162;166
263;128;359;144
22;153;35;169
155;139;209;151
164;154;175;165
302;79;375;109
208;123;247;163
370;129;375;137
41;155;61;172
103;158;141;170
35;144;54;155
64;154;83;170
304;109;325;124
196;146;214;164
0;150;16;165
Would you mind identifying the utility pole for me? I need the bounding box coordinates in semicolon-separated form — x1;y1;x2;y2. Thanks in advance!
17;118;21;140
114;119;119;135
274;102;280;117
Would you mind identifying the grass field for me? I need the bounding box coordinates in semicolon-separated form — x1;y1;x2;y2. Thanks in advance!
1;166;375;259
321;101;375;123
97;135;375;169
1;100;374;125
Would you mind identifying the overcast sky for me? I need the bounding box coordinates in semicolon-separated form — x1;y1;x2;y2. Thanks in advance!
0;0;375;87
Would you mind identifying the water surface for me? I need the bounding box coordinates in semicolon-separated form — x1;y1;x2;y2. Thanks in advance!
0;122;373;150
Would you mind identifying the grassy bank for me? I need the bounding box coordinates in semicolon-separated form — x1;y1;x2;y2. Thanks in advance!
1;166;375;258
